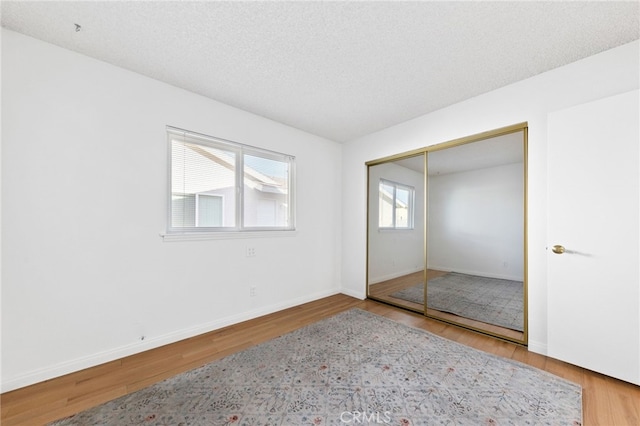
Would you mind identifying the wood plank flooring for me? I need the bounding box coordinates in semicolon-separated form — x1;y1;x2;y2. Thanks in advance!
2;294;639;425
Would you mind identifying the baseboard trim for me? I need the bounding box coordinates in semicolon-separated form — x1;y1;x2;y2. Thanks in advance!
368;266;423;284
527;340;547;356
339;287;366;300
427;265;523;282
1;288;341;393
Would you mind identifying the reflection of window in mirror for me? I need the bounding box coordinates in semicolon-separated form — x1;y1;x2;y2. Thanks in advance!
378;179;415;229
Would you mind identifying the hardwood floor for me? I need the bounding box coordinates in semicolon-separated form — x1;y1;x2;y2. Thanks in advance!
368;270;524;341
2;294;638;425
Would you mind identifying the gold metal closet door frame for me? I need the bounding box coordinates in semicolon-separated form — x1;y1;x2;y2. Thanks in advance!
365;122;528;346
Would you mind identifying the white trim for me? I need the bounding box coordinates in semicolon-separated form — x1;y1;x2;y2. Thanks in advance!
160;230;297;242
340;287;367;300
426;264;523;282
368;265;424;284
1;287;339;393
527;340;547;356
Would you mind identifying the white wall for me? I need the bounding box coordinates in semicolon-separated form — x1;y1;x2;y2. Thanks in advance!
341;40;639;354
1;29;342;391
428;163;524;281
368;162;424;284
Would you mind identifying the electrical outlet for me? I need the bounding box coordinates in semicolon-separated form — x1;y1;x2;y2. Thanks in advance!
250;286;257;297
246;246;256;257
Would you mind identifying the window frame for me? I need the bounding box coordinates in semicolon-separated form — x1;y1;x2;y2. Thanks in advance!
166;126;296;235
378;178;415;230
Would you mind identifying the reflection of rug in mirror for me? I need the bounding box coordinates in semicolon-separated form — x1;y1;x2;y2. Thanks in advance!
50;309;580;425
390;272;524;331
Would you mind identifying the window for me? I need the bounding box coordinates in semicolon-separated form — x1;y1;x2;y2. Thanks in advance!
379;179;414;229
168;127;295;233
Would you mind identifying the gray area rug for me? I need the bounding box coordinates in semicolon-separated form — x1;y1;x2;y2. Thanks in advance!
50;309;581;425
391;272;524;331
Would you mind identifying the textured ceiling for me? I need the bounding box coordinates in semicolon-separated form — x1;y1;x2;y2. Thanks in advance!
2;1;639;142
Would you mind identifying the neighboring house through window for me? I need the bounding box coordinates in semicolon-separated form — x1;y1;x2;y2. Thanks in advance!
168;127;295;233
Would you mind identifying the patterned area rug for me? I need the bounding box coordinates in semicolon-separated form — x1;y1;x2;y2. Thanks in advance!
390;272;524;331
50;309;581;425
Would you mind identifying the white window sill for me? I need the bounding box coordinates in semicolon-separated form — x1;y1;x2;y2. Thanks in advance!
160;230;297;242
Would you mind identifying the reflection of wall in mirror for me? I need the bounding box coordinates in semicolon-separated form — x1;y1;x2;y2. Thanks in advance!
428;162;524;281
368;162;424;284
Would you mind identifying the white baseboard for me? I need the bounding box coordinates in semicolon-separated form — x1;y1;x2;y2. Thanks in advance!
527;340;547;356
340;287;366;300
1;288;341;393
368;266;423;285
427;265;523;282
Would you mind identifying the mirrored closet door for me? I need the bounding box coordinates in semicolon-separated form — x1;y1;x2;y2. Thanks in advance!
367;124;528;344
367;153;426;313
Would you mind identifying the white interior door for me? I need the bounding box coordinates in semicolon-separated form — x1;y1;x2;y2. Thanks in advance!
547;90;639;385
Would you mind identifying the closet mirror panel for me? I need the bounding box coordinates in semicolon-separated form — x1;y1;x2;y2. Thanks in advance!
367;124;527;344
367;153;426;313
427;130;526;343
